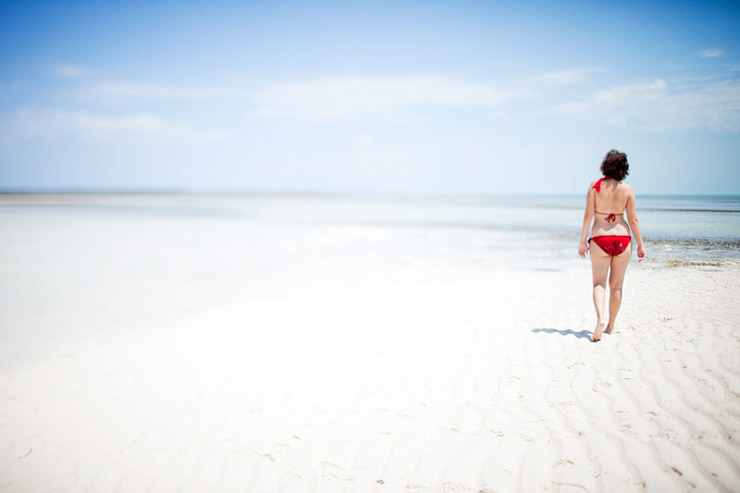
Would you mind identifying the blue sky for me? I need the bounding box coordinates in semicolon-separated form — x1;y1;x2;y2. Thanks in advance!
1;0;738;194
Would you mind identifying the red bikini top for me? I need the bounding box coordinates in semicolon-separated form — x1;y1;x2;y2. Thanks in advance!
593;177;620;222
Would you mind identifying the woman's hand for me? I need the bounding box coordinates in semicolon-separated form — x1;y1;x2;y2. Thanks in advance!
637;245;646;262
578;241;589;258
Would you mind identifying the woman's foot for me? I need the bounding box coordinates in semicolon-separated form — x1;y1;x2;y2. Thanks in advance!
593;323;605;342
605;324;613;335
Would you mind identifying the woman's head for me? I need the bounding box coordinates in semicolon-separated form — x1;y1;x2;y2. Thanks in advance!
601;150;629;181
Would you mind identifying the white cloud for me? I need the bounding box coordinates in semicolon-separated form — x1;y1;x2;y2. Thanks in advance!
251;76;529;119
533;67;601;86
590;78;668;105
553;77;740;132
70;76;526;118
30;70;740;135
86;82;243;102
700;49;725;58
4;109;226;144
54;64;90;78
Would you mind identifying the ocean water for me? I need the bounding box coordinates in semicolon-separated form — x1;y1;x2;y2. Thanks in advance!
1;193;739;270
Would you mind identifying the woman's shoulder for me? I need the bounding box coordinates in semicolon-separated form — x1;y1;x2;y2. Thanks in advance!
618;182;635;201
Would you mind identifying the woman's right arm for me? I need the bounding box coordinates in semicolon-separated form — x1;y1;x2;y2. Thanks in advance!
578;184;595;257
626;188;646;261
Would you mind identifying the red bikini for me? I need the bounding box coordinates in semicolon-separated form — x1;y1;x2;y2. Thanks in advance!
589;177;631;255
589;235;632;256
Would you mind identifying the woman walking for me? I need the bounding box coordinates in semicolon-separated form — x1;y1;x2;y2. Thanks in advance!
579;150;646;341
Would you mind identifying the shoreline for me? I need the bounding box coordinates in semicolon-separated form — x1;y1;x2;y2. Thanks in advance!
2;194;739;265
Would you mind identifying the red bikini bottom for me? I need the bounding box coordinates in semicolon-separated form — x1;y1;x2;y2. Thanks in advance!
589;235;631;256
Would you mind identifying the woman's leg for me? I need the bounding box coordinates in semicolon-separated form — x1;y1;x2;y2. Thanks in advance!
590;242;611;341
606;242;632;334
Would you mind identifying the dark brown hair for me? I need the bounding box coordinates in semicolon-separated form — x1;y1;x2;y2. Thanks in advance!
600;150;629;181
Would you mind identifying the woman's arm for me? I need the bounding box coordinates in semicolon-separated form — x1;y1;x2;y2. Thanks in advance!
625;187;646;261
578;184;595;257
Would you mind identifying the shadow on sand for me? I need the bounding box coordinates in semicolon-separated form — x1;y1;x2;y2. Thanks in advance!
532;327;594;341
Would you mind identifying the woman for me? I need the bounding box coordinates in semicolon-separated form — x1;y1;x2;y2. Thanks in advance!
578;150;646;342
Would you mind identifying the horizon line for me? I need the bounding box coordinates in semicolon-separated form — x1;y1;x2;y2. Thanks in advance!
1;189;739;199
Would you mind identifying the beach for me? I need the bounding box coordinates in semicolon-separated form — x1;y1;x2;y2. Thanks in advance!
1;194;739;492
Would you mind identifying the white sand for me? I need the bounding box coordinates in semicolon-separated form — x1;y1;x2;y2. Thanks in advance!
1;204;739;492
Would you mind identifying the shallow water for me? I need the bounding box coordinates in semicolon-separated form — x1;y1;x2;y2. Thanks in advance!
1;193;739;269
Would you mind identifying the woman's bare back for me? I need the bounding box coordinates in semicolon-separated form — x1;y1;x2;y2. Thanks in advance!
591;178;632;236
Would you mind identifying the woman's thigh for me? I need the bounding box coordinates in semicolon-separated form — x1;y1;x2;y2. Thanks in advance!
590;242;611;284
609;241;633;288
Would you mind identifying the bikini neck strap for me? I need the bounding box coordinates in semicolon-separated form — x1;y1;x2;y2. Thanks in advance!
593;176;611;192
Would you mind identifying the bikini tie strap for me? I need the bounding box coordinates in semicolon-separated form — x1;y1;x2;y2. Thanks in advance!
593;177;606;192
606;213;616;222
